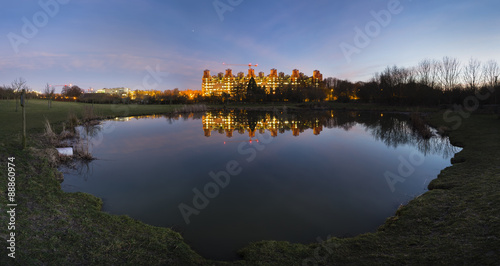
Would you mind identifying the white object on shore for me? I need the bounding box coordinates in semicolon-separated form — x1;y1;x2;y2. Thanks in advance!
56;147;73;156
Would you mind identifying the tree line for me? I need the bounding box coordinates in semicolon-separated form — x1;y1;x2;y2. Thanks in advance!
353;57;500;106
208;56;499;106
1;56;499;107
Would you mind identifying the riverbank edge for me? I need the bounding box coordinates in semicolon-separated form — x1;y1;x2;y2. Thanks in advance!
0;100;498;265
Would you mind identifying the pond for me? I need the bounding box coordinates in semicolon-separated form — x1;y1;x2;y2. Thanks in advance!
61;109;460;260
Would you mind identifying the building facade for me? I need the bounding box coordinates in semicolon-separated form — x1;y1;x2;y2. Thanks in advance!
202;68;323;97
95;87;130;97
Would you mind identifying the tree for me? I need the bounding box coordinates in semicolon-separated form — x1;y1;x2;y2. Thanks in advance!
11;77;28;112
417;59;440;89
246;77;264;102
430;59;441;89
62;85;83;98
232;83;246;102
0;85;15;99
221;92;230;104
463;58;481;90
482;60;499;88
43;83;56;108
438;56;461;90
357;81;378;103
417;59;432;87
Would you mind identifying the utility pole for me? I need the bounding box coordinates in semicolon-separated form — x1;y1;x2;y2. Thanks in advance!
21;89;26;149
495;76;498;105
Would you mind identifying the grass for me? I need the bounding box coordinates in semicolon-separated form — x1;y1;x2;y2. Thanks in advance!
0;99;180;140
0;99;499;265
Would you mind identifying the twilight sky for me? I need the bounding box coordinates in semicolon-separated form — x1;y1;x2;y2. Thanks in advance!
1;0;499;93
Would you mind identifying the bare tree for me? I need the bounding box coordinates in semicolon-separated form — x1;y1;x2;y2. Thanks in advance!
400;67;415;84
438;56;461;90
430;59;441;89
417;59;432;87
43;83;56;108
482;60;499;88
11;77;28;112
418;59;441;88
463;58;482;90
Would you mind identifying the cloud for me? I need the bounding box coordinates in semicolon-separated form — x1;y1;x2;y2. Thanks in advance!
0;50;218;75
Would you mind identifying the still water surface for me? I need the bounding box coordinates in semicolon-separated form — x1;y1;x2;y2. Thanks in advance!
61;110;459;260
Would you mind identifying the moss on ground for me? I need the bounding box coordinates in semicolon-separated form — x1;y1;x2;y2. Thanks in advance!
1;100;499;265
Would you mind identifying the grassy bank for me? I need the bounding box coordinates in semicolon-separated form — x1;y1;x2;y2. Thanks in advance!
0;100;181;140
0;100;205;265
1;100;499;265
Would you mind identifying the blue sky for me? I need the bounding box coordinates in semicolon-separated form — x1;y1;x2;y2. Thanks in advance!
1;0;499;93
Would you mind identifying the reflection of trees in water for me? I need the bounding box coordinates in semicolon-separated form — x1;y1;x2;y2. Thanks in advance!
74;160;93;181
165;113;204;124
59;154;95;182
77;122;103;157
202;110;459;158
365;116;459;157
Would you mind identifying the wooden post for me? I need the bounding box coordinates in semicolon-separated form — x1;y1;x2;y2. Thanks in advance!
21;89;26;149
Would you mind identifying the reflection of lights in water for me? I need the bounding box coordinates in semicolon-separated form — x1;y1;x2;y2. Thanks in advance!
223;138;258;145
114;117;132;122
202;110;458;158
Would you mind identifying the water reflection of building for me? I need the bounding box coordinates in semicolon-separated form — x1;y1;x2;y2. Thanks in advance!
202;111;323;138
199;110;457;158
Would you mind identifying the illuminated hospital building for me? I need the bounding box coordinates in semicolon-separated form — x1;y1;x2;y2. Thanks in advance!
202;68;323;96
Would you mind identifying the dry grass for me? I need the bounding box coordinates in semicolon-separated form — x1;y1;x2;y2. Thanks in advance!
67;110;79;129
42;117;59;147
59;123;76;140
43;117;56;138
73;139;94;161
82;105;95;121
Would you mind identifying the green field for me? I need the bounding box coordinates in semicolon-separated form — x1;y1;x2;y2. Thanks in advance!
0;99;499;265
0;100;181;140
